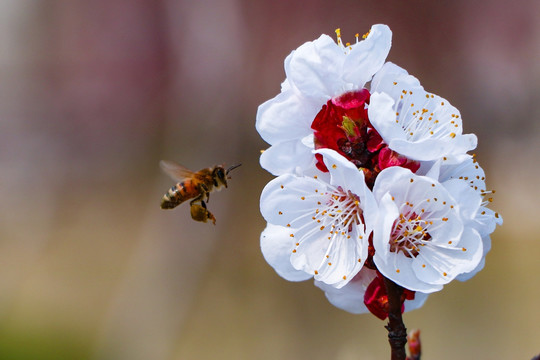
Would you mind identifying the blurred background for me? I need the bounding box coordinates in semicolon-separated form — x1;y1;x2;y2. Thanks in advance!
0;0;538;359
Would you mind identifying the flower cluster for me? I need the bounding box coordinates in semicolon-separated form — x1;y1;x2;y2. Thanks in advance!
257;25;501;319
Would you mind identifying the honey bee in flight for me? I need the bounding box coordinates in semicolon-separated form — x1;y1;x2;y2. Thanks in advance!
160;160;241;224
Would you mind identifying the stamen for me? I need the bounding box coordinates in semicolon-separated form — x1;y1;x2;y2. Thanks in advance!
390;204;438;258
288;185;365;269
335;28;342;45
335;28;366;53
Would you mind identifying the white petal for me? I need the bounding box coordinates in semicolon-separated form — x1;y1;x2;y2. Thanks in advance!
413;227;482;284
372;166;419;201
368;92;405;141
342;24;392;87
285;34;346;100
438;155;486;189
427;214;463;247
256;89;317;145
280;77;290;92
375;166;460;218
317;148;368;194
260;224;312;282
474;207;502;236
290;215;368;288
260;173;325;226
389;137;473;162
372;192;400;264
259;139;316;176
289;229;328;273
375;249;442;293
456;234;491;281
314;268;377;314
371;62;420;94
403;291;429;312
419;159;440;178
455;257;485;282
442;179;482;222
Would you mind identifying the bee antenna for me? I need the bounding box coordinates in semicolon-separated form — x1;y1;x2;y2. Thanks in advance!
226;164;241;175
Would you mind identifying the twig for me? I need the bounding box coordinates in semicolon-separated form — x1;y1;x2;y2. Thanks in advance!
383;276;408;360
407;329;421;360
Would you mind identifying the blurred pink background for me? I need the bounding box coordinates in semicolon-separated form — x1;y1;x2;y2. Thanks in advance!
0;1;538;359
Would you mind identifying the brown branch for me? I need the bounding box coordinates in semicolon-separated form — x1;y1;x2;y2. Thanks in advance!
383;276;408;360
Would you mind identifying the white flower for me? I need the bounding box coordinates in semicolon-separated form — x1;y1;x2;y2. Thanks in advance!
423;156;502;281
429;155;502;233
368;62;478;162
257;24;392;175
257;24;501;316
260;149;378;288
372;166;484;293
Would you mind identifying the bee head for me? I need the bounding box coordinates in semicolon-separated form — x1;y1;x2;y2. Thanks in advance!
213;164;241;188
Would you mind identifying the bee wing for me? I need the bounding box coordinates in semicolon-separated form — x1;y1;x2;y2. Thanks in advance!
160;160;196;181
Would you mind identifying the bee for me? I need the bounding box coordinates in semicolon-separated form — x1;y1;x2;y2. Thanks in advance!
159;160;241;224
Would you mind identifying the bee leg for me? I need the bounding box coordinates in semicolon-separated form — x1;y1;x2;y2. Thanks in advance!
200;200;216;225
189;192;205;206
200;183;210;203
190;201;216;225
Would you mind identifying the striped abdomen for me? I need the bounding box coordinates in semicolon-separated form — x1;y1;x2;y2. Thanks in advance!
161;179;201;209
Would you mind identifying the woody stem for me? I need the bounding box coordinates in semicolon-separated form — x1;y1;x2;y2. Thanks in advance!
383;276;407;360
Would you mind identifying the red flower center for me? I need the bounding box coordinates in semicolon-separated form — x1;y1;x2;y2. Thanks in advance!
364;272;416;320
311;89;420;188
